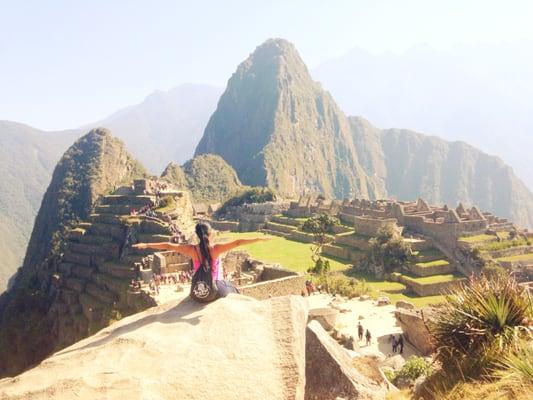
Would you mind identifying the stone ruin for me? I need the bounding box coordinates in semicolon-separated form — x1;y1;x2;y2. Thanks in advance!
333;197;514;244
211;200;291;232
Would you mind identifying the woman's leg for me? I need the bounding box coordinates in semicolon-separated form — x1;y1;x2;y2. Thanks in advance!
215;280;239;297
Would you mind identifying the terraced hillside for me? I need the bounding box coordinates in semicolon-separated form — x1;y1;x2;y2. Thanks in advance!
458;230;533;271
0;185;194;378
262;214;466;299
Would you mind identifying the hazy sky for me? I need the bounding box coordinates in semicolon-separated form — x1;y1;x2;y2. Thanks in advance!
1;0;533;130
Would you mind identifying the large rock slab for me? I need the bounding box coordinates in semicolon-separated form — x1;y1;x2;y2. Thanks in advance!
305;320;388;400
0;295;307;400
394;309;436;355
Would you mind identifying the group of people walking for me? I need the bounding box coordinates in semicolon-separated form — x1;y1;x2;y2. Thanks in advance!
356;321;405;353
357;321;372;346
390;334;404;354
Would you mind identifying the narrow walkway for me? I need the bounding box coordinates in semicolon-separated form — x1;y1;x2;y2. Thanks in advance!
307;294;420;359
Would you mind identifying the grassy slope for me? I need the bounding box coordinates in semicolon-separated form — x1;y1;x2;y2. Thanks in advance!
217;231;445;307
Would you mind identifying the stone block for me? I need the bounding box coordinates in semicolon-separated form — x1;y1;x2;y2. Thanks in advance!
305;320;388;400
394;309;435;355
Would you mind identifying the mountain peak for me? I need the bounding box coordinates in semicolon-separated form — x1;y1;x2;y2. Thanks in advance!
195;40;381;199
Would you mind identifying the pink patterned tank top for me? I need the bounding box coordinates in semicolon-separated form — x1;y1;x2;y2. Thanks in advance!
192;246;223;280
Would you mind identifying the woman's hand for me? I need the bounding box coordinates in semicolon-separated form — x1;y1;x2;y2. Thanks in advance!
132;243;148;249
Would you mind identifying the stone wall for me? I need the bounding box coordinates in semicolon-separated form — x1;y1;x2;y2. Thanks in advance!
239;275;306;300
488;245;533;259
335;234;371;250
305;320;388;399
153;251;191;274
210;220;240;232
400;276;466;296
260;265;298;281
354;216;399;236
394;309;435;355
409;262;455;277
222;250;251;274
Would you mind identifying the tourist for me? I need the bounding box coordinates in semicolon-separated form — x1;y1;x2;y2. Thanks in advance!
133;222;272;300
390;335;397;353
365;329;371;346
357;322;364;341
398;335;404;354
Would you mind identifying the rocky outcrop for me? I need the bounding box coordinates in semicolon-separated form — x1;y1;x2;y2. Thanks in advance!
0;295;308;400
305;320;388;400
21;128;146;281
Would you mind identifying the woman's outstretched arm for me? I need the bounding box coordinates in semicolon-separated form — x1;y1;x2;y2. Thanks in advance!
214;236;272;257
132;242;197;258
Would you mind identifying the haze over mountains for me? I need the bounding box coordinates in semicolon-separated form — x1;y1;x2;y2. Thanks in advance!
1;38;533;293
312;42;533;190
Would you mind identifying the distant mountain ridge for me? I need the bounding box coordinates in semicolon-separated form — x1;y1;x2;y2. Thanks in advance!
312;43;533;191
0;121;79;292
349;116;533;227
94;83;222;174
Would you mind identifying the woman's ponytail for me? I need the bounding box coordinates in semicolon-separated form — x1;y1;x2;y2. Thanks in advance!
195;222;212;270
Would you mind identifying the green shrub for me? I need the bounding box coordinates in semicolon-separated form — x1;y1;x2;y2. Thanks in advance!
367;224;412;273
301;214;339;235
430;273;532;379
495;340;533;386
394;356;433;382
312;274;371;298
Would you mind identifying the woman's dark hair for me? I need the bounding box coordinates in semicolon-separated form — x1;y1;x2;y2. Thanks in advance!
195;222;212;269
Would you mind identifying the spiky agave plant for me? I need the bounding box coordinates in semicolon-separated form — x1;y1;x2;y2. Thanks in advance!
430;273;532;378
494;340;533;386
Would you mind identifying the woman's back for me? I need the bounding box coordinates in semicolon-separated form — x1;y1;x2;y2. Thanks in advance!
192;245;223;280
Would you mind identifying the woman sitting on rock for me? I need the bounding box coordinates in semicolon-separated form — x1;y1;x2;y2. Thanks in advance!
133;222;271;299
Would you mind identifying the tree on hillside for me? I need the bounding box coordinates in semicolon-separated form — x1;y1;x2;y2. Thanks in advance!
303;214;339;275
367;224;411;275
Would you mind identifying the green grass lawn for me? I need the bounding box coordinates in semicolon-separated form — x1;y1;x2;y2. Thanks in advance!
217;231;447;307
415;259;450;268
479;239;529;253
496;252;533;262
217;231;348;273
458;231;510;244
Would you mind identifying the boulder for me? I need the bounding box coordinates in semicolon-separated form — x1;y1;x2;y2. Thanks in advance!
305;320;388;400
0;295;307;400
379;355;405;371
395;300;415;311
